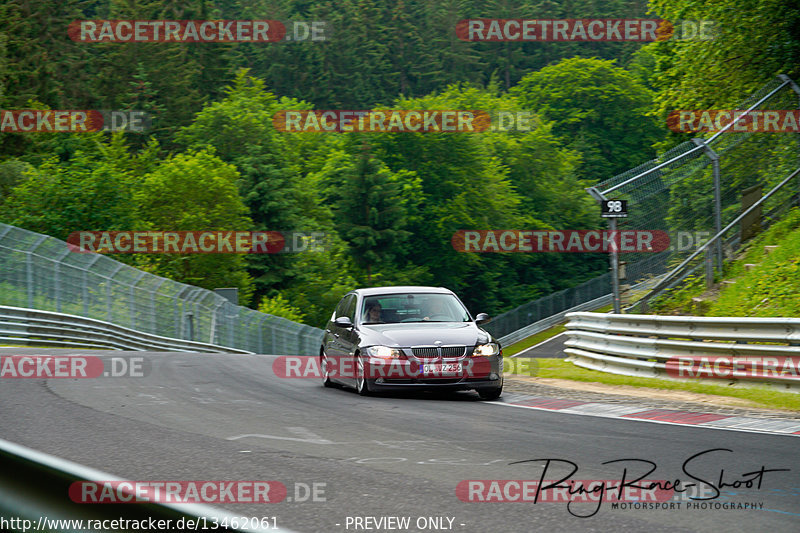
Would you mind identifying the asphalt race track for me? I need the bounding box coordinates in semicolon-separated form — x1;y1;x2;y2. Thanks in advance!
512;333;568;359
1;348;799;533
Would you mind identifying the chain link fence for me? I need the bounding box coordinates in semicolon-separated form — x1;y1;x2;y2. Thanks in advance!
594;75;800;309
0;223;323;355
484;273;611;339
487;75;800;338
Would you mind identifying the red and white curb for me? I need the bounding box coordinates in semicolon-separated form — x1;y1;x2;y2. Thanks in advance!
491;393;800;436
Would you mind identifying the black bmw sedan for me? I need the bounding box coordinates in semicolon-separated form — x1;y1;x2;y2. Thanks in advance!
320;286;503;400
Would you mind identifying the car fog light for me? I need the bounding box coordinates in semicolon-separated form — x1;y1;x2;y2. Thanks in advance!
489;372;499;380
376;378;384;384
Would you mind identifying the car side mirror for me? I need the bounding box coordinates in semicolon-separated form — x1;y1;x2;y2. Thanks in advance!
475;313;491;325
334;316;354;328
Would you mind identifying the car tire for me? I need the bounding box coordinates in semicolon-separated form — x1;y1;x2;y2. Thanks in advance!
321;350;333;388
355;352;373;396
478;387;502;401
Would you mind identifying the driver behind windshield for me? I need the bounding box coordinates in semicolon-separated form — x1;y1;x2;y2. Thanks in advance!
364;302;383;323
423;298;450;321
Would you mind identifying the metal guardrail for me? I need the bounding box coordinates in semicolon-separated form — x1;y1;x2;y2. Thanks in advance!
0;305;251;354
564;312;800;391
0;437;295;533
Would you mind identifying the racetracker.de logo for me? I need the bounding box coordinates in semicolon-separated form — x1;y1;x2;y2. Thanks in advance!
68;20;288;42
0;355;149;378
0;110;149;133
667;110;800;133
66;231;332;254
665;356;800;380
456;19;714;41
452;230;670;253
456;479;674;502
69;481;287;503
457;19;665;42
273;110;494;133
273;356;497;380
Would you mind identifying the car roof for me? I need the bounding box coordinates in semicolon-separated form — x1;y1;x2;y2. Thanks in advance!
353;286;454;297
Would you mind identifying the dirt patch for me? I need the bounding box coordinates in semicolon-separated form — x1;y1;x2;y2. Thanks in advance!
507;375;765;409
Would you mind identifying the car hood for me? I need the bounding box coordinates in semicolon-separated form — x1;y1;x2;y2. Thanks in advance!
359;322;492;347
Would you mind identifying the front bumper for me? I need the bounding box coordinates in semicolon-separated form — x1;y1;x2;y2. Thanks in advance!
363;354;503;391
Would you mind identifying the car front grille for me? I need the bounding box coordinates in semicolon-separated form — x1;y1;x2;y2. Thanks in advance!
412;347;438;358
411;346;466;358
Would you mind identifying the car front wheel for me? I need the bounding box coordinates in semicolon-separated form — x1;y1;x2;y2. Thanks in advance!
321;350;333;388
355;353;373;396
478;386;502;401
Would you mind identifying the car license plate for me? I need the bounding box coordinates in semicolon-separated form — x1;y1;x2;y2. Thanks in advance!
422;363;462;374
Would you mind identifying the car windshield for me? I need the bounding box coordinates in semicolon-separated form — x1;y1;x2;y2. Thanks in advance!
361;293;471;324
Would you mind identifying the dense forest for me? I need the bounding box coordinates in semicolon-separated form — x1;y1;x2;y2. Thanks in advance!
0;0;797;327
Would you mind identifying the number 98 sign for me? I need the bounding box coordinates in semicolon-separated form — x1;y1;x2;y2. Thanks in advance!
601;199;628;218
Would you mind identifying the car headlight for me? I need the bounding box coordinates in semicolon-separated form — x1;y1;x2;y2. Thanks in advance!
473;343;500;356
366;345;403;359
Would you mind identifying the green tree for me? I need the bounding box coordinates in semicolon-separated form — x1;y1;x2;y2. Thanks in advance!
318;141;420;283
133;149;256;303
1;134;141;239
511;57;664;183
646;0;800;116
258;293;306;322
177;71;324;296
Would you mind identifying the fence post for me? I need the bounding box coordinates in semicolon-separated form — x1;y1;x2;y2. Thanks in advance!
609;217;622;313
257;316;265;354
778;76;800;197
25;236;48;309
25;253;33;308
692;138;723;273
106;264;123;323
151;278;166;335
130;271;146;330
186;312;194;341
705;248;714;288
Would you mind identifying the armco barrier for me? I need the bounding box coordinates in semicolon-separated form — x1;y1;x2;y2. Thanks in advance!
0;305;251;353
564;312;800;391
0;223;324;355
0;437;295;533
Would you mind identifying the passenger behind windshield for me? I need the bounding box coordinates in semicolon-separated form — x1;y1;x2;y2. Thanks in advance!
422;298;452;321
361;294;470;324
364;302;383;324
